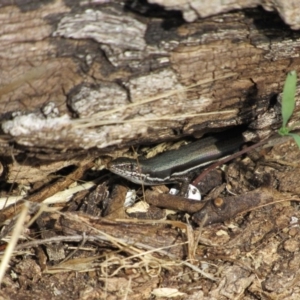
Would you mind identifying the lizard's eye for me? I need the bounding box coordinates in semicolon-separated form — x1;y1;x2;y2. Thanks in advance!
125;163;135;172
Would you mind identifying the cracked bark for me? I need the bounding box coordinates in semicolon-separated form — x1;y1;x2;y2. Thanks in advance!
1;1;300;184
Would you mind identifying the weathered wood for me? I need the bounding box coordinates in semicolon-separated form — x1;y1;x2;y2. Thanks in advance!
148;0;300;29
58;213;187;258
1;1;300;183
2;3;300;298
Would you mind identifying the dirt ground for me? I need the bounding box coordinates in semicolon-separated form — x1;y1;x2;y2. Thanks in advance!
1;137;300;299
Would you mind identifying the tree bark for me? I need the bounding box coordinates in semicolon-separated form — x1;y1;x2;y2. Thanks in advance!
1;1;300;183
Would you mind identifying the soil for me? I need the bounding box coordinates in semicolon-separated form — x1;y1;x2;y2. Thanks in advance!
1;136;300;299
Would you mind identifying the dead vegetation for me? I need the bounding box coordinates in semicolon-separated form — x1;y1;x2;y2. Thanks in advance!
2;1;300;299
1;109;300;299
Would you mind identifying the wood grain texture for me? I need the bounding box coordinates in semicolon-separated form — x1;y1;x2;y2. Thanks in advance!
0;1;300;182
148;0;300;29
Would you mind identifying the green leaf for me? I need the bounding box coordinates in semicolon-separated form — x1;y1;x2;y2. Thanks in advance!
281;70;297;128
278;127;290;136
288;133;300;148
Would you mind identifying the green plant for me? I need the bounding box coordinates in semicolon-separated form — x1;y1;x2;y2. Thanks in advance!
278;70;300;147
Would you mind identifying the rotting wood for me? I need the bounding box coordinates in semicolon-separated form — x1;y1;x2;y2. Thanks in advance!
148;0;300;29
144;189;206;213
192;187;276;226
2;2;300;299
1;4;300;158
57;212;187;258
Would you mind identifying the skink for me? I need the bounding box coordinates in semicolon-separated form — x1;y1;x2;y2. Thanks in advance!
108;133;245;193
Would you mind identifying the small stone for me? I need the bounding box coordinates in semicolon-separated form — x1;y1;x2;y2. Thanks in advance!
283;239;299;252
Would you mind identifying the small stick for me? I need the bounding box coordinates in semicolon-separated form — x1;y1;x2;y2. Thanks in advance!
0;161;94;224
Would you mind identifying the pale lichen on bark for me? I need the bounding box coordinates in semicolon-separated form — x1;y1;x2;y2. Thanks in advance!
0;1;300;156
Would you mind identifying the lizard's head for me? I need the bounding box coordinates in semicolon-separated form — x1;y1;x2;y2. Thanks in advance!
107;157;147;184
